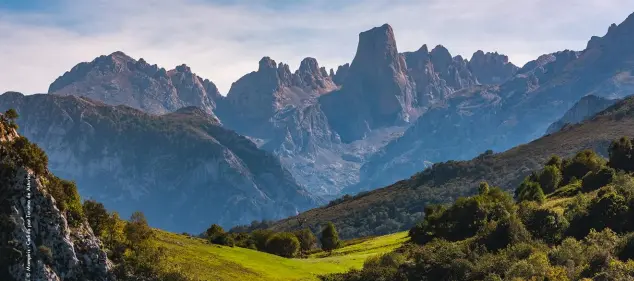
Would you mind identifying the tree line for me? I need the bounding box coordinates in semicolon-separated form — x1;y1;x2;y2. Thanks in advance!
203;221;342;258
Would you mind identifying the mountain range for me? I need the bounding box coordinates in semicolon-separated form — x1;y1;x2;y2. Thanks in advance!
5;11;634;233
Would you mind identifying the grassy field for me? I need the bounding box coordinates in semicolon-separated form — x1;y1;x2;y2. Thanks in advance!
154;230;409;281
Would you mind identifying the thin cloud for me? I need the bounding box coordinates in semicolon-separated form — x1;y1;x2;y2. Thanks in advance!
1;0;633;95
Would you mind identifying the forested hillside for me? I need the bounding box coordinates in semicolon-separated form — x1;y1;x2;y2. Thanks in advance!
322;137;634;281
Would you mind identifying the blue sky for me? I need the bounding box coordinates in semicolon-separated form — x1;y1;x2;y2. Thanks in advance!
1;0;634;95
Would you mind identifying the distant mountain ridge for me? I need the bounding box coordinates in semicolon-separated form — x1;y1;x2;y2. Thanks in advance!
0;92;319;233
269;94;634;239
546;95;618;134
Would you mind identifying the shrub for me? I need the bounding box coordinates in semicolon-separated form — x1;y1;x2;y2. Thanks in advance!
11;137;48;175
37;245;52;265
251;229;275;251
265;232;300;258
581;167;615;192
617;233;634;261
479;181;490;195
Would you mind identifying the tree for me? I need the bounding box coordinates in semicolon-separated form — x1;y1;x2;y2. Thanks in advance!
124;211;153;248
608;137;633;172
4;109;18;120
562;150;606;184
539;165;562;194
4;109;18;129
265;232;300;258
516;180;545;203
320;222;340;252
581;167;615;192
83;200;110;237
251;229;275;251
205;224;224;239
294;228;317;253
546;155;563;170
478;182;490;195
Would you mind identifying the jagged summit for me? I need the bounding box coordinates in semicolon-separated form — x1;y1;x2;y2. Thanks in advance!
47;52;224;116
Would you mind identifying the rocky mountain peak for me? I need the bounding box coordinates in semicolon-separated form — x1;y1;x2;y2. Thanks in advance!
430;45;453;74
259;56;278;71
319;23;415;142
468;50;518;84
354;23;401;69
48;52;223;116
586;12;634;50
333;63;350;86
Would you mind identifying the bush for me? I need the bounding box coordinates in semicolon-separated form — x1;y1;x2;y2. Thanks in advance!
211;233;235;247
11;137;48;175
251;229;275;251
617;233;634;261
265;232;300;258
582;167;616;192
37;245;53;265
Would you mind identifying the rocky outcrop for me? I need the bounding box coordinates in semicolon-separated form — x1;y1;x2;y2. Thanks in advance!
320;24;417;142
48;51;224;117
0;116;114;281
468;50;519;84
546;95;617;134
0;92;319;233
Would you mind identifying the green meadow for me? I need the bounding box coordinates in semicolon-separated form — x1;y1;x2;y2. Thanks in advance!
154;230;409;281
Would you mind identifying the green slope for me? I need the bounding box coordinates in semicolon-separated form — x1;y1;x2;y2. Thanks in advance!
155;230;409;281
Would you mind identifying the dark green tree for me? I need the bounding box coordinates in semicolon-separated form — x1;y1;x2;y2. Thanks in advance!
265;232;300;258
581;167;615;192
546;155;563;170
608;137;633;172
562;150;606;184
205;224;224;239
4;109;18;120
516;180;545;203
539;165;562;194
294;228;317;253
321;222;340;252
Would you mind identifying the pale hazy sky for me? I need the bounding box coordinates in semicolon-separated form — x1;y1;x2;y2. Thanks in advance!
1;0;634;95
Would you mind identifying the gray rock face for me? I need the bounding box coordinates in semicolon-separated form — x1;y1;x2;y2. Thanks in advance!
220;56;337;139
546;95;617;134
320;24;417;142
0;93;319;232
0;120;114;281
468;50;519;84
332;63;350;86
354;13;634;193
48;52;224;117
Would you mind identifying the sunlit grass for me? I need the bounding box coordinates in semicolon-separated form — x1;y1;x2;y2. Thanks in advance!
155;230;409;281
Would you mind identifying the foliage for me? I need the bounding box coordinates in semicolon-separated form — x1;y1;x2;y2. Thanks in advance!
515;180;546;203
294;228;317;253
265;232;301;258
83;200;110;236
608;137;634;172
321;222;341;252
206;224;235;247
581;167;616;192
323;138;634;281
